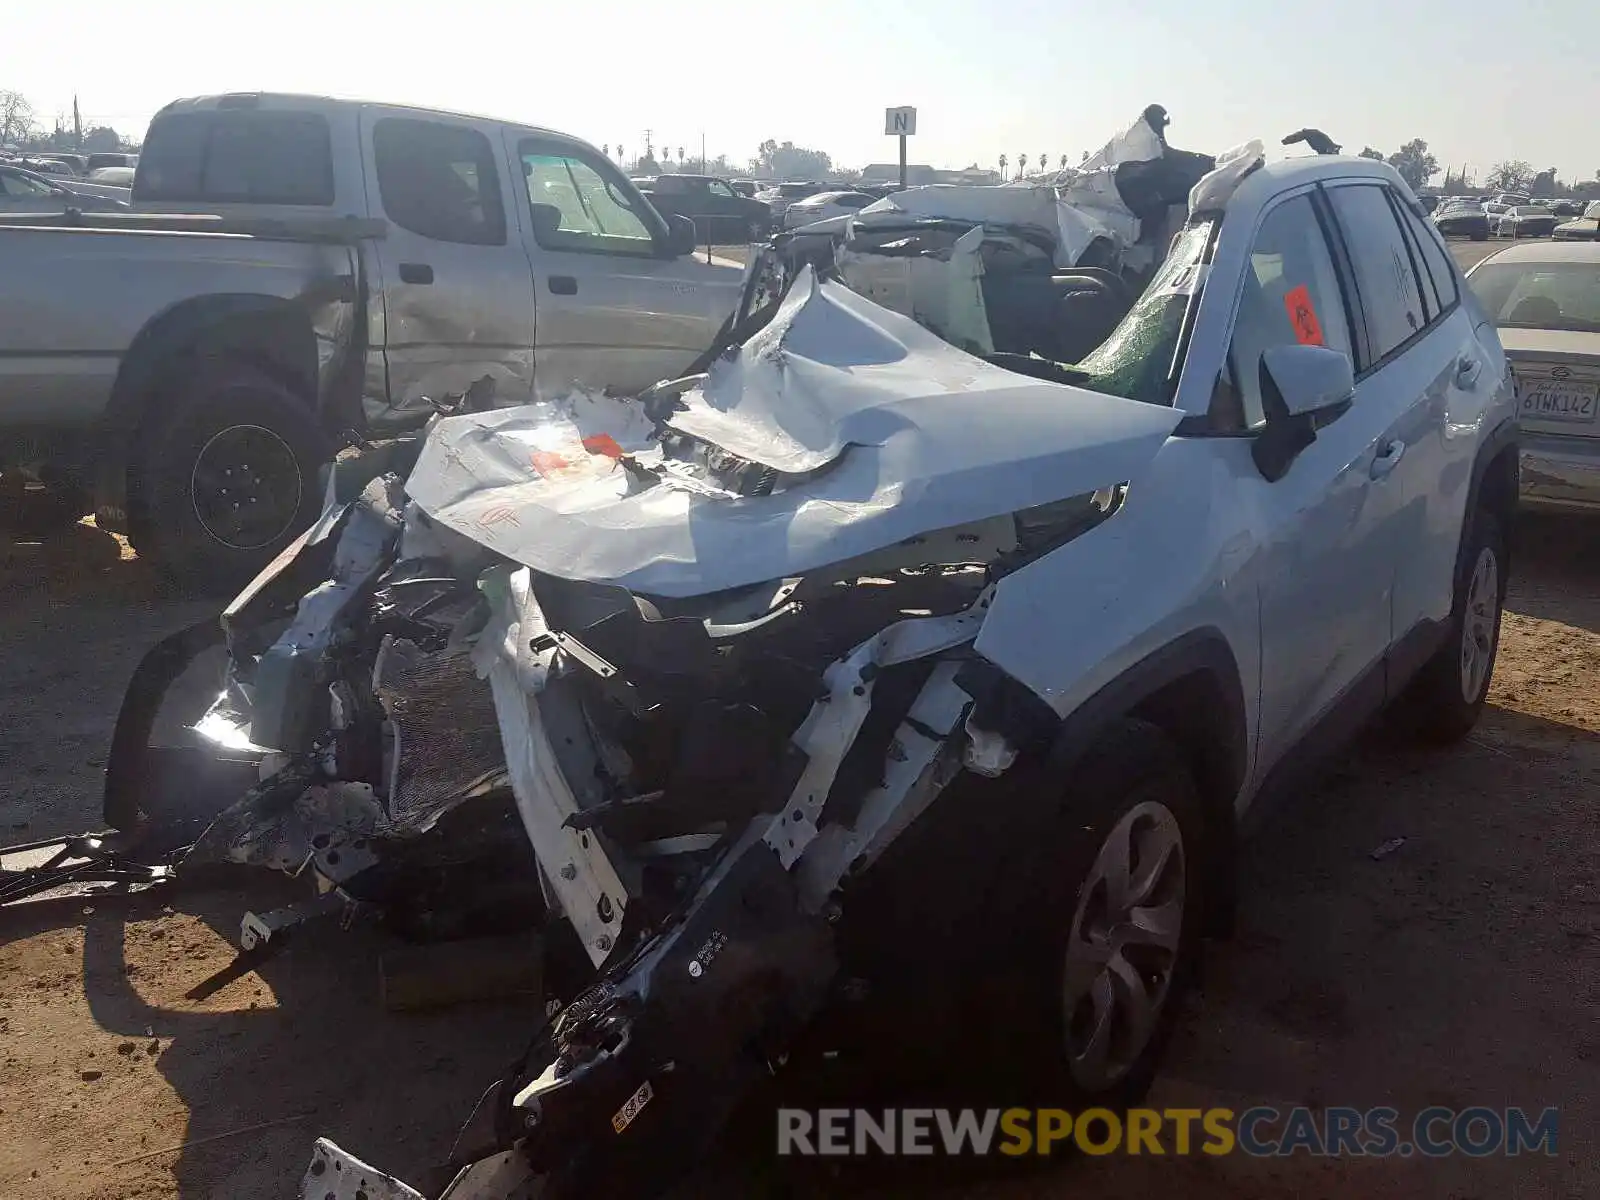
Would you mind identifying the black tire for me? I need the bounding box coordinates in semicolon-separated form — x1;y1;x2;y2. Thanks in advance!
129;361;329;593
976;719;1209;1110
1393;510;1507;744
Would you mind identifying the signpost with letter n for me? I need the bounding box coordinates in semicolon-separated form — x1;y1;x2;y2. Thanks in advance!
884;106;916;189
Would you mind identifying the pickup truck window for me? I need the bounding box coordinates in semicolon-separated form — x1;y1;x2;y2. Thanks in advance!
520;143;655;256
708;180;737;199
135;111;334;205
373;118;506;247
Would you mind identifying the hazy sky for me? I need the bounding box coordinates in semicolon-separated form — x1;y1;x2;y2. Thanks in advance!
10;0;1599;182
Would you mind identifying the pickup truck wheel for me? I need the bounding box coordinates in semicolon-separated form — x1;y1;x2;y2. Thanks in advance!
1393;510;1506;744
982;719;1207;1109
131;364;328;593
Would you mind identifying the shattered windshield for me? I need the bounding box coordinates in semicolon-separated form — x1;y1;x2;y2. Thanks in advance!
1072;220;1214;406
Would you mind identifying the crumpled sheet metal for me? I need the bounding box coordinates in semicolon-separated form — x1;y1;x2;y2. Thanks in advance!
299;1138;426;1200
1190;140;1267;214
855;110;1163;268
403;268;1182;599
835;224;994;356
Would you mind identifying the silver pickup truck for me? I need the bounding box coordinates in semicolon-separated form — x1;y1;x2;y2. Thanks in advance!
0;93;744;587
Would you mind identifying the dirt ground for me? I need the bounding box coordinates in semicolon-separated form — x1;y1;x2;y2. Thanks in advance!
2;239;1594;1199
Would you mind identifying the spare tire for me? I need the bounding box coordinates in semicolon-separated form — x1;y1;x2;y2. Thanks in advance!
129;361;329;594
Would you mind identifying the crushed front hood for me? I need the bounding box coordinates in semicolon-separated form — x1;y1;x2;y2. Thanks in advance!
405;270;1181;598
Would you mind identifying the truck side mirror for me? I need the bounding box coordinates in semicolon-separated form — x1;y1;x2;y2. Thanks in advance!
528;202;562;244
663;213;698;258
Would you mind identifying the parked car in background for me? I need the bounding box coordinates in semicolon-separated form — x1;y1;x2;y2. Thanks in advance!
1434;198;1490;241
634;172;771;242
87;166;136;186
1467;242;1600;511
15;156;78;177
1493;192;1531;208
1550;199;1583;218
781;189;878;229
1;92;743;587
1496;205;1558;239
85;151;138;174
32;151;89;175
754;181;829;220
1484;199;1512;221
1554;200;1600;241
0;163;128;212
728;179;757;197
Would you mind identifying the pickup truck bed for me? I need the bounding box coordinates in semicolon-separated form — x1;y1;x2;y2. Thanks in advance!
0;93;743;589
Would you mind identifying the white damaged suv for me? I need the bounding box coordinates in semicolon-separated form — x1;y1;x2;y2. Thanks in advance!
106;149;1516;1197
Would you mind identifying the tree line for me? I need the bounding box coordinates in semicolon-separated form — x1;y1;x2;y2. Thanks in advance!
1358;137;1600;198
0;88;138;153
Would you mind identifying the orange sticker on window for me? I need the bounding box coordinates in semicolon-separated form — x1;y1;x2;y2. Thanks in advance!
582;434;624;459
1283;285;1324;346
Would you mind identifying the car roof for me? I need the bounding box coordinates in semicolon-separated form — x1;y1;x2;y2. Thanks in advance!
1476;240;1600;268
154;92;584;147
1218;153;1410;213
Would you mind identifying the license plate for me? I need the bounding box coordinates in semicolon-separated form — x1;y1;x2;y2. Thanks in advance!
1519;380;1598;424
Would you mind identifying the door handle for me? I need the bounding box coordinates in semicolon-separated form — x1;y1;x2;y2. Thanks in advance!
548;275;578;296
398;262;433;285
1370;438;1406;480
1455;354;1482;388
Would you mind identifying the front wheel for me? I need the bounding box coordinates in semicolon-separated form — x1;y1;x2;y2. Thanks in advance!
1393;510;1507;744
986;719;1209;1107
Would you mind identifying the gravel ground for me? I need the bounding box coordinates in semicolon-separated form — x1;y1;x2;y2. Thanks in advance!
1;238;1593;1199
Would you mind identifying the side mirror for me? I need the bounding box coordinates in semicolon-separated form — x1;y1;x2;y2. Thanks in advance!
663;213;698;257
528;202;563;244
1251;343;1354;482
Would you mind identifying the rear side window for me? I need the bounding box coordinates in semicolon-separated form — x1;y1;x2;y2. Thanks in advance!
1394;193;1460;313
1325;184;1427;364
134;111;334;205
373;118;506;246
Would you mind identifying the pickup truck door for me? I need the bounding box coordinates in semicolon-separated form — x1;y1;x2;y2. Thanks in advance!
359;107;539;421
1214;188;1406;779
505;133;744;398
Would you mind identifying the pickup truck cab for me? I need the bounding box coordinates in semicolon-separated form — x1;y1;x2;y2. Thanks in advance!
0;93;743;587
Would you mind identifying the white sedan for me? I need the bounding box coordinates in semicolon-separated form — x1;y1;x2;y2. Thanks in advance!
1466;241;1600;510
782;190;878;230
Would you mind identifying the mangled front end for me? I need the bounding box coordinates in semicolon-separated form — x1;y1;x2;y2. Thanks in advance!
323;271;1178;1195
101;269;1180;1198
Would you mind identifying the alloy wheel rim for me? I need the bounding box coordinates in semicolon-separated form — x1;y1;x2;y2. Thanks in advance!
1459;546;1500;703
190;424;302;551
1061;798;1187;1091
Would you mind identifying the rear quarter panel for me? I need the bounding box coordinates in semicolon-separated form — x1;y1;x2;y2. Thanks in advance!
0;226;356;428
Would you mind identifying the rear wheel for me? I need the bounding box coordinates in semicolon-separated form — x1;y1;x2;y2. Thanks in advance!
1393;510;1506;744
129;361;328;593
